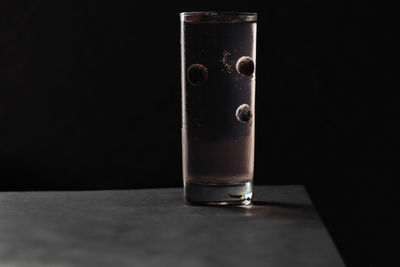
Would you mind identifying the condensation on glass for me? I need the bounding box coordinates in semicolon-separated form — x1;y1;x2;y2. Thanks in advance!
180;12;257;205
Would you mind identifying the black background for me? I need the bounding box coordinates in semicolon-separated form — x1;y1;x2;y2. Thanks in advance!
0;1;395;266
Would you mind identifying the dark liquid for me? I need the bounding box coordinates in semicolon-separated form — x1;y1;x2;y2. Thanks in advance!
181;20;256;184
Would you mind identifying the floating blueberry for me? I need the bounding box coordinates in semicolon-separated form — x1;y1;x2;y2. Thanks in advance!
187;64;208;86
236;104;252;123
236;56;254;76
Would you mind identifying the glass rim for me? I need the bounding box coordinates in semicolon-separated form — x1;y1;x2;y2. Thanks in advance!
180;11;257;23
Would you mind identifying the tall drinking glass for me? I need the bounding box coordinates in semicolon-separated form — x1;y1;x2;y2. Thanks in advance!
180;12;257;205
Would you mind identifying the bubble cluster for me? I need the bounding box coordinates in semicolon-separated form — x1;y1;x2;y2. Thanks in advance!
187;64;208;86
236;56;254;76
235;104;252;123
220;50;233;73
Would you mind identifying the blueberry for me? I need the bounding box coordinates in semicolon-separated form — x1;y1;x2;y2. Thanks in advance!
187;64;208;86
236;56;254;76
236;104;252;123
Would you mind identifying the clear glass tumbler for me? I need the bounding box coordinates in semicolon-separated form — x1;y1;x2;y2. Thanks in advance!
180;12;257;205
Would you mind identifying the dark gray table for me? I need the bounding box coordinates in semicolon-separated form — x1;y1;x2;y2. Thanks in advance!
0;186;345;267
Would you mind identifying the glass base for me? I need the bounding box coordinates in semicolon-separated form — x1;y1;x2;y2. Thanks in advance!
184;181;252;206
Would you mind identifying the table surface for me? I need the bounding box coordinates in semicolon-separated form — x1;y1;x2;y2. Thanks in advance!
0;186;345;267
